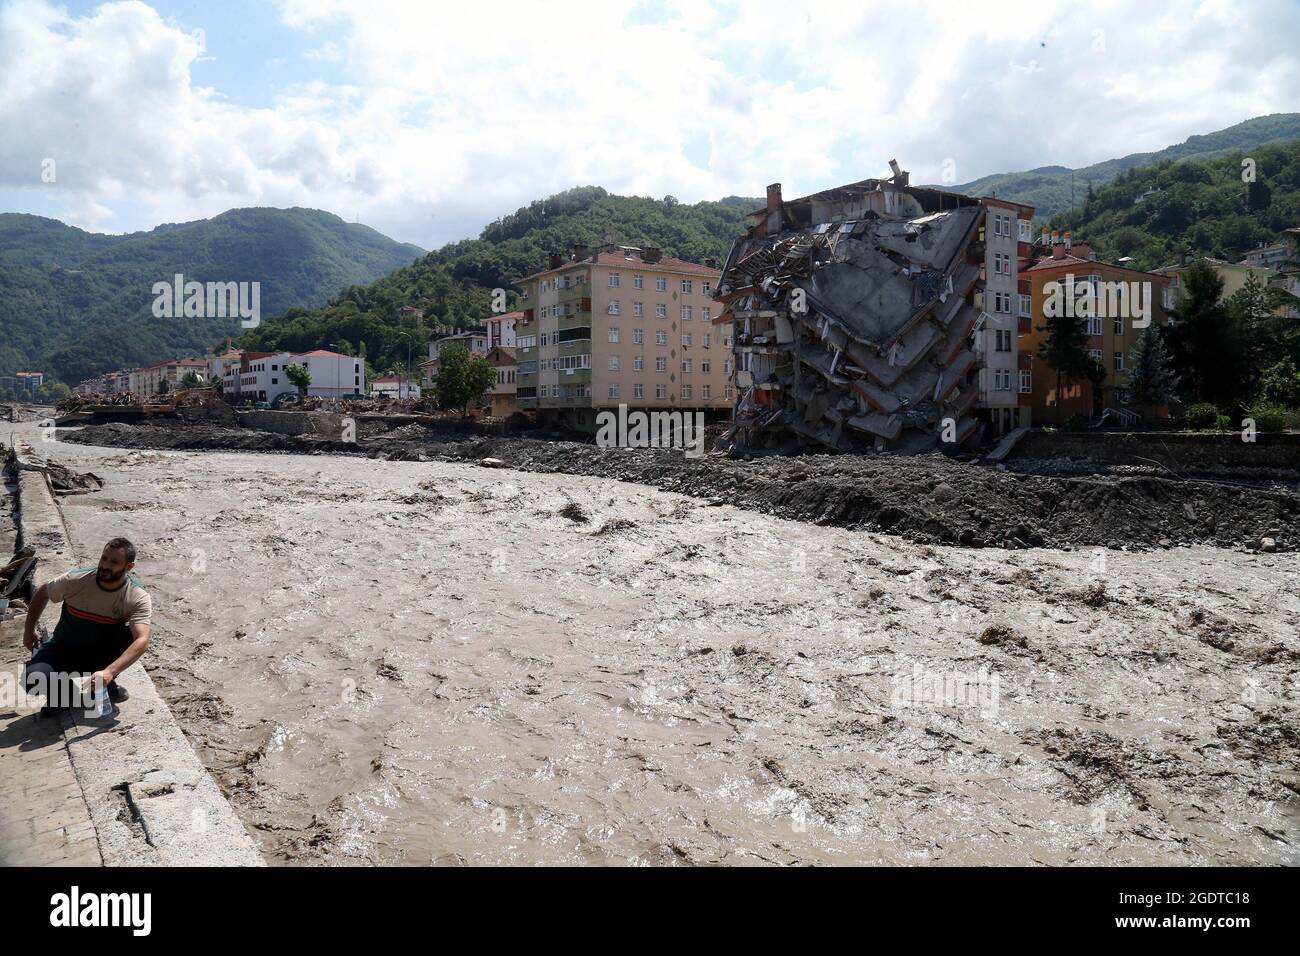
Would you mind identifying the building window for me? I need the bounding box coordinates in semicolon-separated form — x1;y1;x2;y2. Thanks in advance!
609;355;620;371
682;385;693;399
608;384;621;398
634;302;643;317
634;355;644;371
701;360;711;373
702;307;711;323
655;277;667;292
608;301;621;315
655;330;667;345
681;279;693;294
608;328;620;343
1018;220;1031;242
996;329;1012;352
1114;351;1124;371
1088;348;1103;361
656;357;667;372
681;333;692;346
702;384;711;399
1113;316;1124;335
633;383;644;399
995;369;1011;391
633;328;643;344
634;275;644;289
608;273;621;287
1019;369;1032;393
681;359;692;373
1087;316;1103;336
656;304;667;319
655;384;667;399
1019;294;1031;317
681;305;692;321
702;282;712;296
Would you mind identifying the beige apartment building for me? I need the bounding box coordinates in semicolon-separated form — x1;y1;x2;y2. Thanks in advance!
514;244;733;431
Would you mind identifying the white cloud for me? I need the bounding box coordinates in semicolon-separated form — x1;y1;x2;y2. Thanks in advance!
0;0;1296;245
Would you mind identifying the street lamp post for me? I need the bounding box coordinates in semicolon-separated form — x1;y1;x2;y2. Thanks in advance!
396;331;414;402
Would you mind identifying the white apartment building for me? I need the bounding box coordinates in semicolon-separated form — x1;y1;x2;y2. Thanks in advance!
231;349;363;403
977;198;1035;436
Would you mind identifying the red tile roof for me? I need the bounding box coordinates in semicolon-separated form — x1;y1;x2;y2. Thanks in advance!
516;251;720;283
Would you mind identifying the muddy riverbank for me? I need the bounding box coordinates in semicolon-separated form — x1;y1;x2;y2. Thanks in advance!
64;421;1299;553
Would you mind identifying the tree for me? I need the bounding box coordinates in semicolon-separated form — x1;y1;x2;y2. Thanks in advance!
1261;357;1300;407
179;370;202;388
434;343;495;415
1036;281;1096;423
1163;260;1244;409
1225;272;1299;400
1127;325;1179;420
285;363;311;398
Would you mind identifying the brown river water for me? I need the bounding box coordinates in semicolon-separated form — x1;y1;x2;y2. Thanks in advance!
21;424;1300;865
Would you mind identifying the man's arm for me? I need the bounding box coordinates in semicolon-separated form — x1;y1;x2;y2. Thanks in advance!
83;622;150;692
21;584;50;651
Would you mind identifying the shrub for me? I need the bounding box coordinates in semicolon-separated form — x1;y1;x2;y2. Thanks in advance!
1246;402;1288;433
1185;402;1220;429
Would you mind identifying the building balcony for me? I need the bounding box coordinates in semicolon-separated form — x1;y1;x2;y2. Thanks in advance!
557;284;590;305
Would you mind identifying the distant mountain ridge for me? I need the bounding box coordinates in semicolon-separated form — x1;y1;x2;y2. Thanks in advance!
0;207;424;386
943;113;1300;218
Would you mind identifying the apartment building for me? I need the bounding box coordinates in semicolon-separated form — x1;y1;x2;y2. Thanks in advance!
232;350;363;403
0;371;44;395
1021;240;1171;423
514;244;732;431
977;199;1036;435
370;376;422;400
1153;256;1281;310
129;358;209;399
419;330;488;385
485;311;521;350
484;346;518;417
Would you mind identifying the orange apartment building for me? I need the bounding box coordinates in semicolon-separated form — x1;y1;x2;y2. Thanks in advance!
1020;234;1171;423
514;244;733;431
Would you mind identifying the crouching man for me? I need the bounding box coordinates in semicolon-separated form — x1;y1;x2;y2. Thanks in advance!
20;538;152;717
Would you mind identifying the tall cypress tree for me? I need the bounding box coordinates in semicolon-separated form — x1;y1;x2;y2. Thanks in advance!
1036;278;1095;423
1164;260;1243;408
1127;325;1178;421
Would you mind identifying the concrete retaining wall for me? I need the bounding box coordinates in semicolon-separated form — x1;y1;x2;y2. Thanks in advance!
237;409;346;439
1009;430;1300;470
12;443;264;866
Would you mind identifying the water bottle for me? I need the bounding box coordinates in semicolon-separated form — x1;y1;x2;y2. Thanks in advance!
91;685;110;718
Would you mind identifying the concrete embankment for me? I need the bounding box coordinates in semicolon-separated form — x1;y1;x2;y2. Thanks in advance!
4;437;263;866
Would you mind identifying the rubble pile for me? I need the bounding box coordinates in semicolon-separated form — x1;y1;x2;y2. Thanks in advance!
718;166;988;454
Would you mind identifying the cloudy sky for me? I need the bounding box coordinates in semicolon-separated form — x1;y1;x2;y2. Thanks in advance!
1;0;1297;250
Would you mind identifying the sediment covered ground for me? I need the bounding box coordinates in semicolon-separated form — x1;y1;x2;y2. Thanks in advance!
65;420;1300;552
25;423;1300;865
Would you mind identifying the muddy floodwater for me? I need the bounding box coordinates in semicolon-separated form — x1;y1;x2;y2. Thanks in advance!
26;425;1300;865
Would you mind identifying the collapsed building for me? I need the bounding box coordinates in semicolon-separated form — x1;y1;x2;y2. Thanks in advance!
716;163;1014;454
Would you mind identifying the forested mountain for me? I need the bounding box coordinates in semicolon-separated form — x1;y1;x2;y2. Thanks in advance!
236;187;759;377
946;113;1300;219
1045;139;1300;269
0;208;424;386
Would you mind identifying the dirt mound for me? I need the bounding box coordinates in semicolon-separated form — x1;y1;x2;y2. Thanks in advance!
62;423;1299;552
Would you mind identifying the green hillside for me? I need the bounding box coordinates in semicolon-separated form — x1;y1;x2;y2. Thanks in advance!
949;113;1300;218
0;208;424;386
236;187;759;377
1045;139;1300;270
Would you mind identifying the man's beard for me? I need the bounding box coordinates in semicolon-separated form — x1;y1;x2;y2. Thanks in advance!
97;567;125;583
